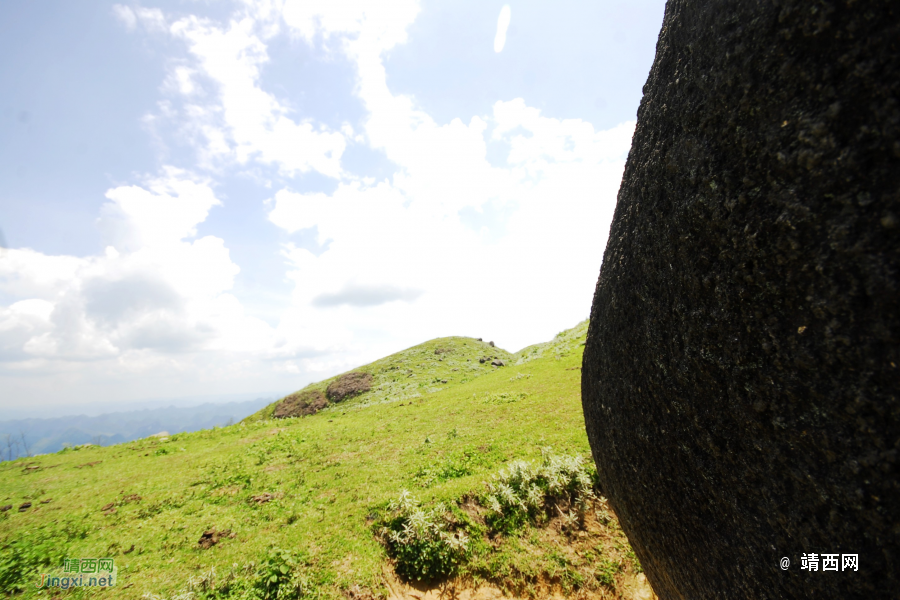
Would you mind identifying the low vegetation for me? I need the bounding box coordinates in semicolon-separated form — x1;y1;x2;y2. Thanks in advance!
0;320;648;599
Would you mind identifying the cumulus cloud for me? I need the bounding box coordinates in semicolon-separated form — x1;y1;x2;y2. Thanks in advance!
494;5;511;53
0;169;279;366
82;273;183;326
141;11;349;177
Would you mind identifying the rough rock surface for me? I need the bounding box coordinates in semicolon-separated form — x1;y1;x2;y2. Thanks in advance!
326;371;374;403
273;389;328;418
581;1;899;599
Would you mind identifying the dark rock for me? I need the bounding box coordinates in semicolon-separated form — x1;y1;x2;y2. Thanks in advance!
581;2;899;599
0;505;11;512
18;502;31;512
273;389;328;418
491;359;505;367
479;357;487;364
488;341;495;347
477;338;482;341
326;371;374;403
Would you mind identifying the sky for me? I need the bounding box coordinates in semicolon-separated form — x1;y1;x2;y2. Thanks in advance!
0;0;666;417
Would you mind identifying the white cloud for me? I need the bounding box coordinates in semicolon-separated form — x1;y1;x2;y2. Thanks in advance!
155;12;347;178
272;3;635;353
0;169;281;367
164;65;198;96
99;167;221;250
282;0;419;50
135;7;167;32
112;4;137;30
112;4;167;32
494;5;511;53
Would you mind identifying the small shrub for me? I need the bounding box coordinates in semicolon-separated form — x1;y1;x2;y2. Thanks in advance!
482;450;596;535
178;548;314;599
253;547;309;599
326;372;373;403
594;557;621;586
0;531;67;593
379;491;469;582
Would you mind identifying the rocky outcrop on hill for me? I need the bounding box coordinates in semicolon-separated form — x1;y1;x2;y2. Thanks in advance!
581;1;899;599
326;371;374;403
273;390;328;418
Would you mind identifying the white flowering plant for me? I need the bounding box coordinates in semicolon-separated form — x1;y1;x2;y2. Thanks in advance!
379;491;470;582
482;450;597;534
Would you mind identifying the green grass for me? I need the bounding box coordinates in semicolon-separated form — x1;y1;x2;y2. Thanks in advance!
0;320;642;599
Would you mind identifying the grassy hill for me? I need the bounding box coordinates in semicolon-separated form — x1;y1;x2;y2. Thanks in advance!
0;320;654;600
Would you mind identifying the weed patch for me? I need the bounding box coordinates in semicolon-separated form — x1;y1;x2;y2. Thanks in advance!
481;392;528;405
378;491;469;582
482;450;596;535
0;528;69;593
376;451;625;597
412;447;490;488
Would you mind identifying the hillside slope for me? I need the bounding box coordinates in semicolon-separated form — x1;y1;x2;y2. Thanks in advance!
248;320;591;423
0;320;653;600
244;336;517;423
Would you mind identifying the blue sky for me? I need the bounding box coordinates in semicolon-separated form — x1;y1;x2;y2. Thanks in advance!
0;0;665;416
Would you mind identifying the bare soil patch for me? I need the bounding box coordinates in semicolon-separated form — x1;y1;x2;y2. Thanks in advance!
198;527;235;549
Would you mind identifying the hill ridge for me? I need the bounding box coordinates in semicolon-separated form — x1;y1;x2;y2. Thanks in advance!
247;320;589;422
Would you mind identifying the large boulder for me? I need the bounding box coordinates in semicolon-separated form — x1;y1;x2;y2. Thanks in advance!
581;1;899;599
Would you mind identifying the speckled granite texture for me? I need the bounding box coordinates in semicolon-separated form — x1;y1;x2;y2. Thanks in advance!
581;1;898;598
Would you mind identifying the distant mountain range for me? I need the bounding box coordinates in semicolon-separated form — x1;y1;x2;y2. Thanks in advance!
0;397;275;460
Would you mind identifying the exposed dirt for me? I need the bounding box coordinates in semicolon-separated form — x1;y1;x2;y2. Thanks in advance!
250;492;281;504
381;569;655;600
198;527;234;549
326;371;374;403
274;390;329;418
